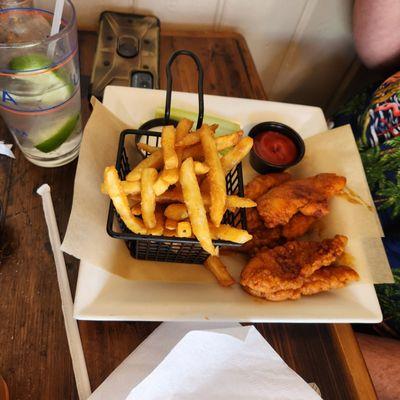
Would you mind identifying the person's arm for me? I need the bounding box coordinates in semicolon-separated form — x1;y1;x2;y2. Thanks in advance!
353;0;400;68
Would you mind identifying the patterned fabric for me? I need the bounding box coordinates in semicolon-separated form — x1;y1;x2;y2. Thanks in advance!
333;73;400;338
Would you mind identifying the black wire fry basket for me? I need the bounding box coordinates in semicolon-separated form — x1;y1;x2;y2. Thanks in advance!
106;50;247;264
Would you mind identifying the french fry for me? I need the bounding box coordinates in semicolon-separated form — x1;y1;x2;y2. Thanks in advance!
177;221;192;237
175;131;203;148
121;180;141;195
193;161;210;175
182;132;243;161
153;177;170;196
210;123;218;132
209;223;252;244
180;157;216;255
129;186;183;204
199;124;226;227
176;118;193;166
131;203;142;216
137;142;159;154
165;218;178;230
153;168;179;198
126;150;163;181
140;168;158;229
162;125;178;169
148;207;165;236
164;203;189;221
177;130;242;149
160;168;179;184
220;136;253;174
204;255;235;287
226;195;256;209
103;166;147;234
182;144;204;161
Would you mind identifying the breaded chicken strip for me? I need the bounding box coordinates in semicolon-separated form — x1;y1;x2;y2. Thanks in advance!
237;226;284;255
244;172;291;200
243;265;359;301
300;265;359;296
282;213;317;239
257;173;346;228
240;235;350;299
240;212;317;254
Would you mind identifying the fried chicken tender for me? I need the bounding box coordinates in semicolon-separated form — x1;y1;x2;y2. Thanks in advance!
282;213;317;239
257;173;346;228
244;265;359;301
240;235;355;300
246;208;264;233
237;226;284;255
241;212;316;254
244;172;291;200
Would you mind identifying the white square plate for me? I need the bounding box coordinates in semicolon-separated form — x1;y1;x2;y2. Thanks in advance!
73;86;382;322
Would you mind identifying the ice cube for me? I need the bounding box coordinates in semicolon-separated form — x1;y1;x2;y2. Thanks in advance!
0;10;51;43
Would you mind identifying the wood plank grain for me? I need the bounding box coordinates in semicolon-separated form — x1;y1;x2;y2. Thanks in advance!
0;31;376;400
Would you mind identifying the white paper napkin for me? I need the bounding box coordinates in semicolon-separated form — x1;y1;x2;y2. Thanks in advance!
89;322;239;400
0;141;14;158
89;322;321;400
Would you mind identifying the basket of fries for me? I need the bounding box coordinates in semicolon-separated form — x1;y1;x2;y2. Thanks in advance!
103;50;255;265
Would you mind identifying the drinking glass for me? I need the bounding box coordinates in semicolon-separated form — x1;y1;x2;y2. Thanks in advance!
0;0;82;167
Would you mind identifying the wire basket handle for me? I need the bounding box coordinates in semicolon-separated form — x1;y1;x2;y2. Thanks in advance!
164;50;204;129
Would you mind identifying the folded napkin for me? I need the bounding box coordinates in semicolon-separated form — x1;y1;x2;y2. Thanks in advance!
89;323;321;400
0;141;14;159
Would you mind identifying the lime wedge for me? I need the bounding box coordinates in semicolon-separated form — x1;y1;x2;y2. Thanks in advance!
9;53;51;70
35;114;79;153
8;53;74;106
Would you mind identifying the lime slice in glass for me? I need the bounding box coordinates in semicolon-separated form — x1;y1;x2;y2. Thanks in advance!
9;54;79;153
8;53;74;106
35;113;79;153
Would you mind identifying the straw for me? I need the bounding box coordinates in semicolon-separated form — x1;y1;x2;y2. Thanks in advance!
47;0;65;58
37;184;92;400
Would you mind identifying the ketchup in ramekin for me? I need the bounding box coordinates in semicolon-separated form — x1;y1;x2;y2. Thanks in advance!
248;122;305;174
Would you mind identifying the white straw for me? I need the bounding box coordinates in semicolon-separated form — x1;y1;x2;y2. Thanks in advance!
47;0;65;58
50;0;65;37
37;184;92;400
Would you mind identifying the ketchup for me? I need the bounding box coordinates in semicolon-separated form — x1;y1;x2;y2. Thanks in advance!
253;131;298;165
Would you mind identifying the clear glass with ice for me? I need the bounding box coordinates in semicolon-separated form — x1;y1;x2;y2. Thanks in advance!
0;0;82;167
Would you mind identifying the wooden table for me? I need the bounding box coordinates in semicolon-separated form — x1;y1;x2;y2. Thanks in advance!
0;30;377;400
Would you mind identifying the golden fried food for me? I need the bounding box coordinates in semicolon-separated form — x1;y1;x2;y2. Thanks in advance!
300;265;359;296
164;203;189;221
281;213;317;239
177;221;192;237
180;157;216;255
246;208;264;233
162;125;179;169
140;168;158;229
104;121;255;255
126;150;163;182
175;119;193;166
137;142;159;154
204;255;236;287
220;136;253;174
199;124;226;227
257;173;346;228
243;265;359;301
209;223;253;244
237;226;283;255
244;172;291;201
103;166;147;234
240;235;348;299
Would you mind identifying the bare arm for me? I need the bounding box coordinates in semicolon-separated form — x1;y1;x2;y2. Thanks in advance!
353;0;400;68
